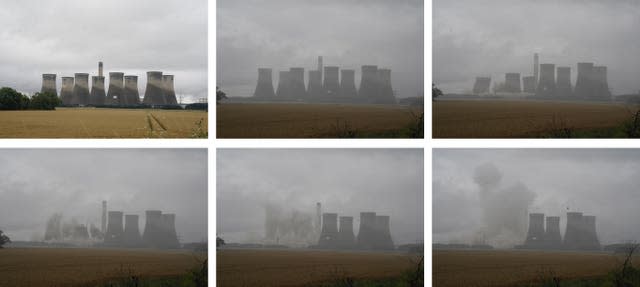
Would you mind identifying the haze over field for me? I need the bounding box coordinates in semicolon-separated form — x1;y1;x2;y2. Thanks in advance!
0;0;207;103
434;0;640;95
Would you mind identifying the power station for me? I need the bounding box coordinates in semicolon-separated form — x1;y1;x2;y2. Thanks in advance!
317;210;394;250
518;211;600;251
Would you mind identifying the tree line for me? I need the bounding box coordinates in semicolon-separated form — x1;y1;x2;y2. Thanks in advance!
0;87;61;110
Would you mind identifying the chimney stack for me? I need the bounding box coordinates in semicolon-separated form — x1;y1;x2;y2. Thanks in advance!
101;201;107;234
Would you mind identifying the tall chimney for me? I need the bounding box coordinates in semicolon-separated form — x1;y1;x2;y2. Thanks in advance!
60;77;74;105
71;73;90;106
143;71;166;105
41;74;58;96
574;62;594;99
99;62;103;77
254;68;276;99
123;75;140;105
535;64;556;98
107;72;125;106
105;211;124;246
339;69;358;100
101;201;107;234
163;75;178;105
534;53;539;85
89;76;106;106
318;213;339;248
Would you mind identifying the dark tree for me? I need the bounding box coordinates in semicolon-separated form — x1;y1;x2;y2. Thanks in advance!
216;236;225;247
29;92;61;110
0;87;30;110
216;86;227;103
432;83;443;101
0;230;11;248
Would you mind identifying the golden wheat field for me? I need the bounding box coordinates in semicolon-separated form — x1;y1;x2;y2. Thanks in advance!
217;249;421;287
217;103;423;138
0;108;208;138
433;100;639;138
433;249;627;287
0;248;205;287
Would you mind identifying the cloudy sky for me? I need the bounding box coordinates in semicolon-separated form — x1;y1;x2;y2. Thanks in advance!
217;0;423;99
434;149;640;248
217;149;423;246
0;149;207;242
0;0;207;103
434;0;640;95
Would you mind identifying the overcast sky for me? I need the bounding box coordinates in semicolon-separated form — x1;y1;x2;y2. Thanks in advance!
434;149;640;248
0;149;207;243
0;0;207;103
217;0;423;99
217;149;423;246
434;0;640;95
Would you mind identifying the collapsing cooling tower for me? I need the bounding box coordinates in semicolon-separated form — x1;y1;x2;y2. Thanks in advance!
373;215;394;250
60;77;74;105
504;73;521;93
105;211;124;245
41;74;57;96
254;68;276;99
107;72;125;105
123;75;140;105
143;71;166;105
339;69;358;100
535;64;556;98
71;73;90;105
337;216;356;249
89;76;106;105
163;75;178;105
276;71;290;99
592;66;611;100
522;76;536;93
574;63;594;99
123;214;142;247
357;212;377;249
543;216;562;248
555;67;573;98
472;77;491;94
323;66;340;99
524;213;545;247
307;70;324;100
375;69;396;104
289;67;306;99
318;213;339;248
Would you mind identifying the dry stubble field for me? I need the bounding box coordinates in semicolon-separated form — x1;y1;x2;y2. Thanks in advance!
217;103;422;138
217;249;420;287
0;248;205;287
0;108;207;138
433;100;639;138
434;249;625;287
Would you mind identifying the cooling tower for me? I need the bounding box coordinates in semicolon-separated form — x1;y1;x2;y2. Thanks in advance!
339;69;357;101
143;71;166;105
563;212;583;249
288;67;306;99
522;76;536;93
373;215;394;250
89;76;106;106
160;213;180;248
107;72;125;105
556;67;573;98
143;210;163;248
592;66;611;100
323;66;340;99
71;73;90;105
524;213;545;246
276;71;290;99
504;73;521;93
337;216;356;249
359;65;379;101
574;63;594;99
73;225;90;240
544;216;562;248
534;53;539;84
318;213;339;248
582;215;600;250
536;64;556;98
41;74;57;96
60;77;74;105
123;75;140;105
472;77;491;94
254;68;276;99
105;211;124;245
163;75;178;105
101;201;107;234
375;69;396;104
123;214;142;247
307;70;324;100
357;212;377;249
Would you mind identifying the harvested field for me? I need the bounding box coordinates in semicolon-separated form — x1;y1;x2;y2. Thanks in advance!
433;249;624;287
217;248;421;287
0;247;205;287
0;108;207;138
433;100;639;138
217;103;422;138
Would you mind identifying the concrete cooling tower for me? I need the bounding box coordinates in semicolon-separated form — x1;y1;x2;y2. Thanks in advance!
163;75;178;105
123;76;140;105
556;67;573;98
357;212;377;249
107;72;125;105
143;210;163;247
307;70;324;100
359;65;378;101
522;76;536;93
536;64;556;98
60;77;74;105
339;69;358;100
289;67;306;99
574;63;594;99
318;213;339;248
160;214;180;249
72;225;90;240
71;73;90;106
582;215;601;250
544;216;562;248
563;211;602;250
105;211;124;245
254;68;276;99
472;77;491;94
276;71;290;99
143;71;166;105
592;66;611;100
524;213;545;247
89;76;106;106
123;214;142;247
41;74;57;96
323;66;340;99
337;216;356;249
373;215;394;250
376;69;396;104
504;73;521;93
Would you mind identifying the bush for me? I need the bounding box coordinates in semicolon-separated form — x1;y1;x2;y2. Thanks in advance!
29;92;61;110
0;230;11;248
0;87;30;110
